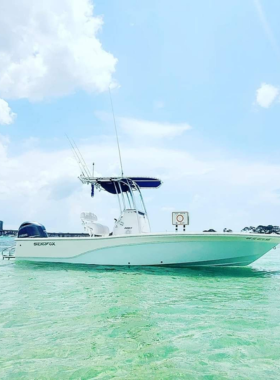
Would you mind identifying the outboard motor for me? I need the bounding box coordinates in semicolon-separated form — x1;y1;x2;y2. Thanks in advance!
17;222;48;238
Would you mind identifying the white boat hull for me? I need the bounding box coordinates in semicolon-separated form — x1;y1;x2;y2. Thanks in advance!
15;233;280;267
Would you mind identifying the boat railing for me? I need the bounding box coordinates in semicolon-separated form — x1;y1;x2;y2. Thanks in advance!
1;245;15;260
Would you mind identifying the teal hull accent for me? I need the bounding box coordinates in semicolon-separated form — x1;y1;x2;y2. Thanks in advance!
159;254;265;267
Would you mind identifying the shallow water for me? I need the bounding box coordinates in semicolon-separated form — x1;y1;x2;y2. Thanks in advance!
1;238;280;379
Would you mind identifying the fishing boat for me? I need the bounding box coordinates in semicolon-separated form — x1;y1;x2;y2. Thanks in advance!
13;174;280;266
9;91;280;267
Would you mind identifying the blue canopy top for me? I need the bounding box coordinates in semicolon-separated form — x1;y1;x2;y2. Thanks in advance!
95;177;162;194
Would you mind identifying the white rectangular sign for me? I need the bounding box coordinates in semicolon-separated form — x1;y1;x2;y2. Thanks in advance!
172;212;189;225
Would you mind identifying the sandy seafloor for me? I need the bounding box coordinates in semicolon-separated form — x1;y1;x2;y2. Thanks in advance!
1;237;280;380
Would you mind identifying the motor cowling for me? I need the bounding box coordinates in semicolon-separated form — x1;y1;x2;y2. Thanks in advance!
18;222;48;238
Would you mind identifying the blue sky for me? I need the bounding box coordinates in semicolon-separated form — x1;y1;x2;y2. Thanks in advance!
1;0;280;232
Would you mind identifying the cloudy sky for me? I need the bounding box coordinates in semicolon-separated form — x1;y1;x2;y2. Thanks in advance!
1;0;280;233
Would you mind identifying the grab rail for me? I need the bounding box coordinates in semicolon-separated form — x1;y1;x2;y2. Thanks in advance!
1;245;15;260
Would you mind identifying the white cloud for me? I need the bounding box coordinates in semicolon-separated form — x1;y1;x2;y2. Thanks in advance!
94;112;191;139
0;99;16;125
161;206;175;212
256;83;279;108
21;137;40;149
0;0;117;101
2;136;280;233
118;117;191;138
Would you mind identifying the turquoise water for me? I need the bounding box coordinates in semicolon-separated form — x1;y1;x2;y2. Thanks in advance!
1;238;280;379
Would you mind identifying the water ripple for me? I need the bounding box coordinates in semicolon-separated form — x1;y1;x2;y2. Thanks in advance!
1;239;280;379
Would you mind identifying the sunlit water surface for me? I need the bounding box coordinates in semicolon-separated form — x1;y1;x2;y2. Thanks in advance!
1;237;280;379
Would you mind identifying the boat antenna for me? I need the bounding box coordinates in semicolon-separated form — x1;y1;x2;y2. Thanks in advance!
109;87;124;177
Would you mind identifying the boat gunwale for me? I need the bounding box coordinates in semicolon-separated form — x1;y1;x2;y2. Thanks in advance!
15;232;280;243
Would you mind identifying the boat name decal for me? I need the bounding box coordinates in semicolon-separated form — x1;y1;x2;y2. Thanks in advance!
34;242;56;246
245;237;270;241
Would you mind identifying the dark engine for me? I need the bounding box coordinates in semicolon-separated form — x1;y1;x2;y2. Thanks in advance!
18;222;48;238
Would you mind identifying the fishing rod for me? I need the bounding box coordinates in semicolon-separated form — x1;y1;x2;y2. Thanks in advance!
65;134;91;177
